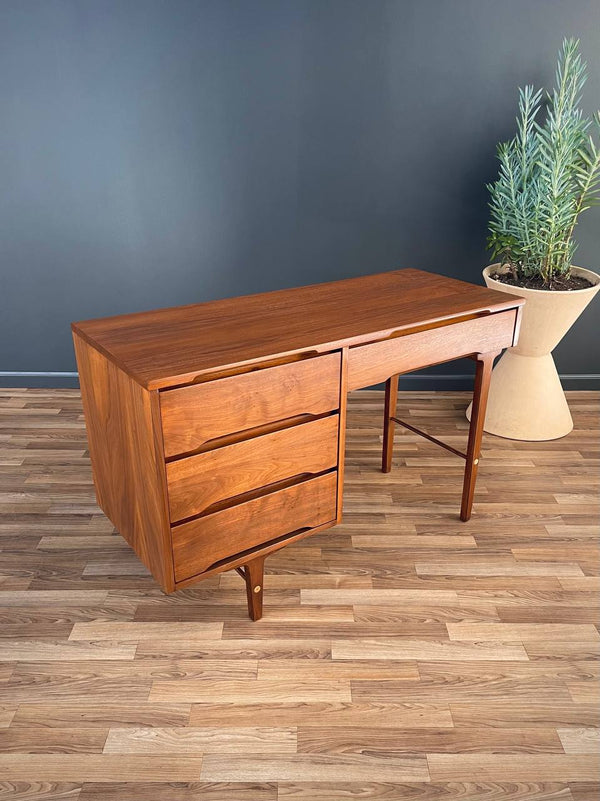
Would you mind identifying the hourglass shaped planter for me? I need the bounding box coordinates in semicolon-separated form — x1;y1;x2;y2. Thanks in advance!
467;264;600;441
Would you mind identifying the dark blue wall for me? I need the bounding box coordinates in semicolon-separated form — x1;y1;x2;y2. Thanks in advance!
1;0;599;388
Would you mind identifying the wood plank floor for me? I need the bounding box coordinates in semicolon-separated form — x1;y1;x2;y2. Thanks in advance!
0;387;598;800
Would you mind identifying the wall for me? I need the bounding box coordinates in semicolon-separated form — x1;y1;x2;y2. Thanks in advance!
1;0;599;388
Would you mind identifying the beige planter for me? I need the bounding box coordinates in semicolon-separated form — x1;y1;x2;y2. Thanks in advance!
466;264;600;440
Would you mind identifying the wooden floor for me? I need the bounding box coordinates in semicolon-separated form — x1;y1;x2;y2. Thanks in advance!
0;388;598;801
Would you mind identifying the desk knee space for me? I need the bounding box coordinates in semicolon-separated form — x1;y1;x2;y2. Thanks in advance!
382;350;500;523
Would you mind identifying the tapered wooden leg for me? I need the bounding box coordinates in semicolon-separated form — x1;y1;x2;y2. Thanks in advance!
460;352;498;522
382;375;399;473
242;556;265;621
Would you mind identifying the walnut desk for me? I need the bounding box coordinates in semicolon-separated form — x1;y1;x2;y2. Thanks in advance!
72;269;524;619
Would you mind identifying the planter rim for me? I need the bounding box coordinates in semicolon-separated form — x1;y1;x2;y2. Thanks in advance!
484;264;600;296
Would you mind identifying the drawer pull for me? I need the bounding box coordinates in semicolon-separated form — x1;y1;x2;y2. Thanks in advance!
172;472;337;581
166;415;339;523
161;353;341;458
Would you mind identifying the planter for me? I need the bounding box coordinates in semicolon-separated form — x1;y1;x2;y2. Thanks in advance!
466;263;600;441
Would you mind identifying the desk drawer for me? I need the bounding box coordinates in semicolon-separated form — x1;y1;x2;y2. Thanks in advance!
160;353;341;458
172;471;337;581
347;310;517;391
166;414;339;523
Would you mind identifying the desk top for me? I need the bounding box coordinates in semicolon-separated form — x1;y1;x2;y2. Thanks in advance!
72;268;524;390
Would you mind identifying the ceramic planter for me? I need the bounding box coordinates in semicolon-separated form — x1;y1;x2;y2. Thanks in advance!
466;264;600;440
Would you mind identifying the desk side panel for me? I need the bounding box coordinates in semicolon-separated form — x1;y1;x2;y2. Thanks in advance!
73;332;175;592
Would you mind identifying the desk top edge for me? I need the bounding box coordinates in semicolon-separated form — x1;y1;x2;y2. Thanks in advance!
72;268;525;390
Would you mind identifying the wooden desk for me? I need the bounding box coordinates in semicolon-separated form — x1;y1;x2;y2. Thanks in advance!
72;269;524;619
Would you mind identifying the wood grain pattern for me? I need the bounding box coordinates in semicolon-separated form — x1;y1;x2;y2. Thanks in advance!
0;641;136;661
331;639;529;661
427;754;600;781
72;334;174;592
166;415;339;522
0;387;597;799
558;728;600;754
0;728;108;754
188;702;454;729
72;268;524;389
199;753;430;782
0;783;81;800
450;702;600;729
347;310;516;391
447;623;600;642
103;726;296;754
172;472;338;581
0;705;17;729
160;353;341;457
11;702;191;729
68;622;224;641
0;754;205;781
77;783;276;800
275;783;573;800
257;659;419;680
296;726;563;754
149;679;352;704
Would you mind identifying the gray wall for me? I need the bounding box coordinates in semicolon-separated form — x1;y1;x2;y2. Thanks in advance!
1;0;599;388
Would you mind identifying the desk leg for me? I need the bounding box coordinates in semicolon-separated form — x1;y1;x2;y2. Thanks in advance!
242;556;265;621
382;375;399;473
460;351;497;522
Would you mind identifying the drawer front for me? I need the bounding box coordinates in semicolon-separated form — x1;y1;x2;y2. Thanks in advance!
347;310;517;391
160;353;341;458
166;415;339;523
172;472;338;581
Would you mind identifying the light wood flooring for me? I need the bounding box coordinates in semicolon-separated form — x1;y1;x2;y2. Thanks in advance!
0;388;598;800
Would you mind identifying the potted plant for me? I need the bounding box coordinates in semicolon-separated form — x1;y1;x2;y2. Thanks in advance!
468;38;600;440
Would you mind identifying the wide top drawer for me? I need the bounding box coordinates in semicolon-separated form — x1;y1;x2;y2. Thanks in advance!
347;309;518;391
160;353;341;458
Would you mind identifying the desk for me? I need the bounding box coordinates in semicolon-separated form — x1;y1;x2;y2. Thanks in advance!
72;269;524;619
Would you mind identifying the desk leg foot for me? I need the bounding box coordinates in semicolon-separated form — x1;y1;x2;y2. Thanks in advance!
460;351;497;522
382;375;399;473
242;556;265;621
